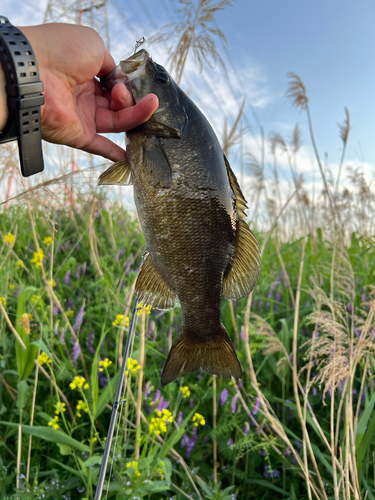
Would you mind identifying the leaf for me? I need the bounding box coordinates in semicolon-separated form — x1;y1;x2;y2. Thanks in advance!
48;457;85;479
95;371;120;419
57;443;73;456
357;407;375;473
0;422;90;452
83;455;103;468
17;380;29;409
249;479;289;496
356;391;375;448
91;326;109;416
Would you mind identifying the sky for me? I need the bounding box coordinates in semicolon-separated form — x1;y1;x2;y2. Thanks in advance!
2;0;375;205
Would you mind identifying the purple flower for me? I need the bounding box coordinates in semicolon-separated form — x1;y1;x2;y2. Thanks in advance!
64;270;70;286
220;388;228;406
53;304;59;315
189;398;194;408
243;422;250;434
74;305;85;332
253;397;261;415
157;396;169;412
59;329;66;345
264;466;280;479
144;381;152;398
347;303;353;314
186;434;198;458
181;433;189;448
354;327;360;338
72;342;80;361
152;389;161;406
231;393;239;413
362;293;367;302
227;438;234;446
275;291;281;302
240;326;245;341
58;244;62;253
82;262;86;274
86;331;95;355
76;266;81;279
177;411;183;426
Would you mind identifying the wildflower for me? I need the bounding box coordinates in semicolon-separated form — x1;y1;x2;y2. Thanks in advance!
48;415;59;430
16;259;24;269
90;437;98;444
65;309;74;317
54;402;66;415
9;284;15;290
47;279;56;288
177;411;183;426
186;432;198;458
136;302;152;316
126;461;141;478
38;352;52;365
264;466;280;479
220;388;228;406
98;358;112;372
31;248;44;268
72;342;80;361
112;314;129;327
3;232;15;244
150;408;173;435
180;386;191;398
73;305;85;332
253;397;261;415
347;303;353;314
76;400;89;418
43;237;53;246
125;357;140;376
157;396;169;412
31;295;40;303
64;270;70;286
192;412;205;427
150;389;161;407
69;376;89;390
0;297;6;306
231;393;239;413
144;381;152;398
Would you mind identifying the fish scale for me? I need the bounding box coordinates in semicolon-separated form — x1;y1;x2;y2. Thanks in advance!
99;49;261;386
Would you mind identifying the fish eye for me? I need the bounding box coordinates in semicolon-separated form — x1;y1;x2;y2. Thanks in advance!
155;72;169;85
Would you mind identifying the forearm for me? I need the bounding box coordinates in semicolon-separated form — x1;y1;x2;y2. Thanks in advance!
0;62;7;131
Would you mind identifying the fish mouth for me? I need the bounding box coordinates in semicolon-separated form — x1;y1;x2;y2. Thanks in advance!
100;49;150;91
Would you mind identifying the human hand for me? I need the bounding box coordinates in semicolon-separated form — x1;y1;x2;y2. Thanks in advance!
18;23;159;161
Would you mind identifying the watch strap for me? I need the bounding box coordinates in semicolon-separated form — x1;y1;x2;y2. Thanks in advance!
0;16;44;177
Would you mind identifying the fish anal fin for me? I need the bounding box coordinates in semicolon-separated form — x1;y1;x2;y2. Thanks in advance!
161;324;242;386
98;159;132;185
223;218;261;300
136;253;177;310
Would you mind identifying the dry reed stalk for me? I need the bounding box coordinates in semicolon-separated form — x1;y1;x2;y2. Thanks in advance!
26;348;40;483
135;308;146;460
0;301;26;350
89;195;103;277
0;374;16;401
274;236;295;307
213;375;217;484
229;301;238;341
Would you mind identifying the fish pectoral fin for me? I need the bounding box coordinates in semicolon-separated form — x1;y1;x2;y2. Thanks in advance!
98;159;132;185
135;253;177;310
143;136;172;188
161;325;242;386
223;218;261;300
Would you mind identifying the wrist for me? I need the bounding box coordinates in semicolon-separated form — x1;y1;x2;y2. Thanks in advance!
0;61;8;131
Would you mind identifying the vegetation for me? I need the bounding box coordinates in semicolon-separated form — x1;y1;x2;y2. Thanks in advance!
1;1;375;499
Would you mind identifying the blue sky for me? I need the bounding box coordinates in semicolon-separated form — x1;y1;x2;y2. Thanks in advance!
2;0;375;200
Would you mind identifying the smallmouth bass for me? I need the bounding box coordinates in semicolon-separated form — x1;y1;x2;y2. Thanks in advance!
100;50;261;386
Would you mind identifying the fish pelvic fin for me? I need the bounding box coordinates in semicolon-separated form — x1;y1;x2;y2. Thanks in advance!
161;324;242;386
98;159;132;185
136;252;177;309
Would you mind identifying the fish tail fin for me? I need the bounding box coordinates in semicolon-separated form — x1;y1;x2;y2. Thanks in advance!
161;324;242;386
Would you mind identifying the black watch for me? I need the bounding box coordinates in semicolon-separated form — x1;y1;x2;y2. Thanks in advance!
0;16;44;177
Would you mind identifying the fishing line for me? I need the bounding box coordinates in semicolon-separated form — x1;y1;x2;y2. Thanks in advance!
94;299;139;500
115;37;146;65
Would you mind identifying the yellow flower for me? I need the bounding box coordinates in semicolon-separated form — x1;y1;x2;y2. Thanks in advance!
0;297;6;306
149;408;173;435
90;437;98;444
125;357;141;376
65;309;74;317
126;461;141;477
76;400;89;418
136;302;152;316
69;376;89;391
54;402;66;415
98;358;112;372
47;279;56;288
38;352;52;365
31;249;44;268
16;260;24;269
180;386;191;399
112;314;129;327
3;232;15;244
9;284;15;290
192;412;205;427
43;237;53;247
31;295;40;304
48;415;59;430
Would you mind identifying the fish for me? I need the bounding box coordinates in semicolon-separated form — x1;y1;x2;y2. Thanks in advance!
100;49;261;386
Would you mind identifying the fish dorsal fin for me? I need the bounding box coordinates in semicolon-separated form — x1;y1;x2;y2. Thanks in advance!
224;154;248;219
223;154;261;300
136;252;177;310
98;159;132;185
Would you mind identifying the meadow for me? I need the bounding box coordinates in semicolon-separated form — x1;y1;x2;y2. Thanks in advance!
1;1;375;499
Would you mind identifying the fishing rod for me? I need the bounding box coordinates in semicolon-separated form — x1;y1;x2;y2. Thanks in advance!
94;299;138;500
